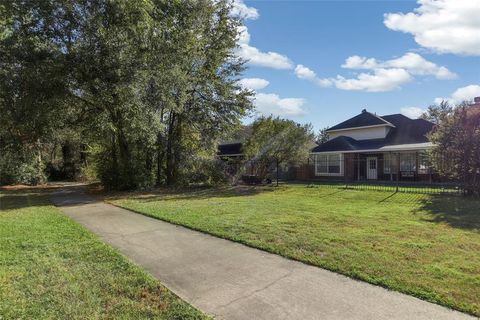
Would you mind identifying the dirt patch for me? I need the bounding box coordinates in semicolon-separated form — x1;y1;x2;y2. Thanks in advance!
0;184;48;191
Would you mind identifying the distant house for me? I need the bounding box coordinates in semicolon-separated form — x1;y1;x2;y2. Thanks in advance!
217;142;244;160
310;109;435;181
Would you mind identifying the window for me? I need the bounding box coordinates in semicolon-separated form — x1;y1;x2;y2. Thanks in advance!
384;154;391;173
316;154;328;174
418;153;430;174
383;153;397;174
400;153;416;172
384;153;430;174
328;154;341;173
315;153;343;176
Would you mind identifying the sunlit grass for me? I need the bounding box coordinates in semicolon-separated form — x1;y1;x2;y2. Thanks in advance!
110;184;480;316
0;190;207;319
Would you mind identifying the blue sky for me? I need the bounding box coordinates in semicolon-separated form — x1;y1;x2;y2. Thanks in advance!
234;0;480;131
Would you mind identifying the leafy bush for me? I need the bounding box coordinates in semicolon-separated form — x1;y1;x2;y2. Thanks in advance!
186;158;229;186
0;148;46;185
95;147;155;191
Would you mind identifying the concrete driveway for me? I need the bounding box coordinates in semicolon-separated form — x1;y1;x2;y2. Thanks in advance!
50;186;476;320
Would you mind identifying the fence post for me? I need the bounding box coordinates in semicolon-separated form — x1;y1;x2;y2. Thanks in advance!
344;155;348;189
276;158;279;187
396;153;400;193
357;154;360;182
307;156;310;181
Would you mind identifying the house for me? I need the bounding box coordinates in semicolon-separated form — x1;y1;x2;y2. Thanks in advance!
310;109;435;181
217;142;244;160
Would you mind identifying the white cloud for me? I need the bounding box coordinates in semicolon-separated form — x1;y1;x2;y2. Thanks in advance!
342;56;378;69
294;64;333;87
232;1;293;69
237;27;293;69
231;0;259;20
237;25;250;45
435;84;480;104
296;65;412;92
401;106;424;119
384;0;480;55
342;53;456;80
334;68;413;92
254;93;306;116
294;64;317;80
296;52;455;92
237;78;270;90
238;44;293;69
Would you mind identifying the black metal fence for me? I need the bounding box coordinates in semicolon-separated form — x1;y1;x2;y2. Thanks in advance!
220;154;466;195
297;180;461;195
292;153;463;195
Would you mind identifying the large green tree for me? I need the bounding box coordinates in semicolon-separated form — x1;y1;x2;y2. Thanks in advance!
429;102;480;195
244;116;314;183
315;126;330;145
0;0;78;184
145;0;252;186
421;100;453;124
0;0;252;189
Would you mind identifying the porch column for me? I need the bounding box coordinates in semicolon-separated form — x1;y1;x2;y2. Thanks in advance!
415;151;419;182
396;153;400;192
357;153;360;181
429;156;433;184
390;152;393;181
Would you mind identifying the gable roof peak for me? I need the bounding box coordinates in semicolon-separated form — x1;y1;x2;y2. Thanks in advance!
326;110;394;132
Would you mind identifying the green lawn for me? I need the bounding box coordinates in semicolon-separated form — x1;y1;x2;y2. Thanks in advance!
109;184;480;317
0;189;207;320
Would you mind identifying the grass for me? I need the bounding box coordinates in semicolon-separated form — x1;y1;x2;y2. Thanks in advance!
292;180;461;195
0;189;208;320
108;184;480;317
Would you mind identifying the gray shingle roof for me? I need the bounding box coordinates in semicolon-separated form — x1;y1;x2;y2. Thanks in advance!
218;142;243;156
326;111;394;131
312;137;386;152
312;113;434;153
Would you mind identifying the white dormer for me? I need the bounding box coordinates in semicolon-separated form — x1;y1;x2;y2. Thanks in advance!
326;109;395;141
328;125;393;140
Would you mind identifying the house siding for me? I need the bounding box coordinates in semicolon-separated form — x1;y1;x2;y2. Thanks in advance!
328;126;391;141
344;153;355;180
298;151;441;182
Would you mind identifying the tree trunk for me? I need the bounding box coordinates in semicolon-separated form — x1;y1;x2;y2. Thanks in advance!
173;114;183;183
62;140;75;179
165;111;176;186
110;132;118;189
145;149;152;173
117;129;130;167
80;144;88;166
156;139;164;186
276;158;279;186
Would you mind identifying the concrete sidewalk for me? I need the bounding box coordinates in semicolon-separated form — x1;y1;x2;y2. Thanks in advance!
50;187;475;320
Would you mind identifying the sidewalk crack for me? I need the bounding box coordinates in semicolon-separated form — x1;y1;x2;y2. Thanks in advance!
216;268;295;315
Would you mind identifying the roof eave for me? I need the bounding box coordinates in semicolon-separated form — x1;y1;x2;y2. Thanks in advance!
311;142;434;154
326;123;395;133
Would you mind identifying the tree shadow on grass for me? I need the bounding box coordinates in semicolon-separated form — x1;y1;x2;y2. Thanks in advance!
1;184;94;210
0;189;50;211
419;195;480;231
376;191;480;231
313;188;346;199
373;191;427;205
106;185;277;203
378;192;398;203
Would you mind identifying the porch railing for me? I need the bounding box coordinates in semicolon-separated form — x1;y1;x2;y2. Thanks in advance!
219;155;467;195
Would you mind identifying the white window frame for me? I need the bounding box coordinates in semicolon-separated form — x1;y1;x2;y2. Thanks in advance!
400;152;416;172
314;153;344;176
418;152;430;174
383;153;397;174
